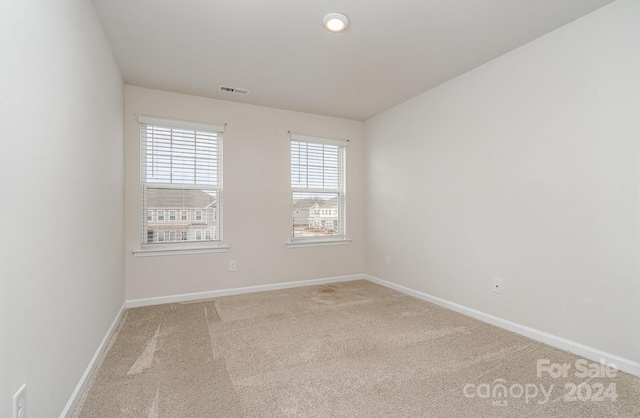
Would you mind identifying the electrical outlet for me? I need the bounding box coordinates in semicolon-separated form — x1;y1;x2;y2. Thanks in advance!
385;255;391;266
229;260;236;272
493;278;503;294
13;384;26;418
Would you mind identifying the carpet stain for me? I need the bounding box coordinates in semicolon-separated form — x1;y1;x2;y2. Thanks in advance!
317;285;337;293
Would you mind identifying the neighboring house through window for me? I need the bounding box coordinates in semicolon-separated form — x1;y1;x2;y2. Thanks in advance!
140;116;223;247
290;133;347;240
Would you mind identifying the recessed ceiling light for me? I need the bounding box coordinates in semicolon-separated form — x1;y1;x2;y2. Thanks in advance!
323;13;349;33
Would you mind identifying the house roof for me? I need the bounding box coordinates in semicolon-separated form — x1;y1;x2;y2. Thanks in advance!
293;197;338;210
147;188;217;209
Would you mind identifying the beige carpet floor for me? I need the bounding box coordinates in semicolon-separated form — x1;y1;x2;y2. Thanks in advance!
73;280;640;417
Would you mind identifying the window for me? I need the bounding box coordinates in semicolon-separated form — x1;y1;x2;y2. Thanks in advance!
195;210;202;222
140;116;223;247
205;230;212;240
147;211;153;221
291;133;347;240
195;230;202;240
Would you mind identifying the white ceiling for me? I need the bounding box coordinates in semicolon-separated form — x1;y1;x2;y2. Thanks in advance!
92;0;615;121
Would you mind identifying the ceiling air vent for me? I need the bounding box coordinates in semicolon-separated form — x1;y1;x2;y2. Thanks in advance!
219;85;251;95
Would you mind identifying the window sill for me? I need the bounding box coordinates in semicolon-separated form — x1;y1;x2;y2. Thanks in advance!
286;238;351;248
133;243;230;257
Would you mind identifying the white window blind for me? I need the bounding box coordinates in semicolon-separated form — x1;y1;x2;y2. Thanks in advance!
142;128;220;186
140;116;223;247
290;133;347;240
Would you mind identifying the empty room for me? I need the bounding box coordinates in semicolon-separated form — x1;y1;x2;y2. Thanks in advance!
1;0;639;416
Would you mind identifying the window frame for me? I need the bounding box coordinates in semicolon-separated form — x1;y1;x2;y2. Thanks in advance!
134;116;229;256
289;133;349;246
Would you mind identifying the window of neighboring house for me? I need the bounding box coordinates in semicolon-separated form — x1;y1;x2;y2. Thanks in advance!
205;230;212;240
169;231;176;242
147;211;153;221
158;231;165;242
195;210;202;222
290;133;347;240
140;116;223;247
195;230;202;240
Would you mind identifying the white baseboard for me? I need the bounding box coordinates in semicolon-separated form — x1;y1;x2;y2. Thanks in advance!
60;302;126;418
364;275;640;378
126;274;364;308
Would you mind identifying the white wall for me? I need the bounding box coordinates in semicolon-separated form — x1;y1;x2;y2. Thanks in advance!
0;0;124;416
365;0;640;363
125;86;364;300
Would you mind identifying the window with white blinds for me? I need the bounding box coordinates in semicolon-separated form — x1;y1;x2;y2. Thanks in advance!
139;116;223;247
291;133;347;240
